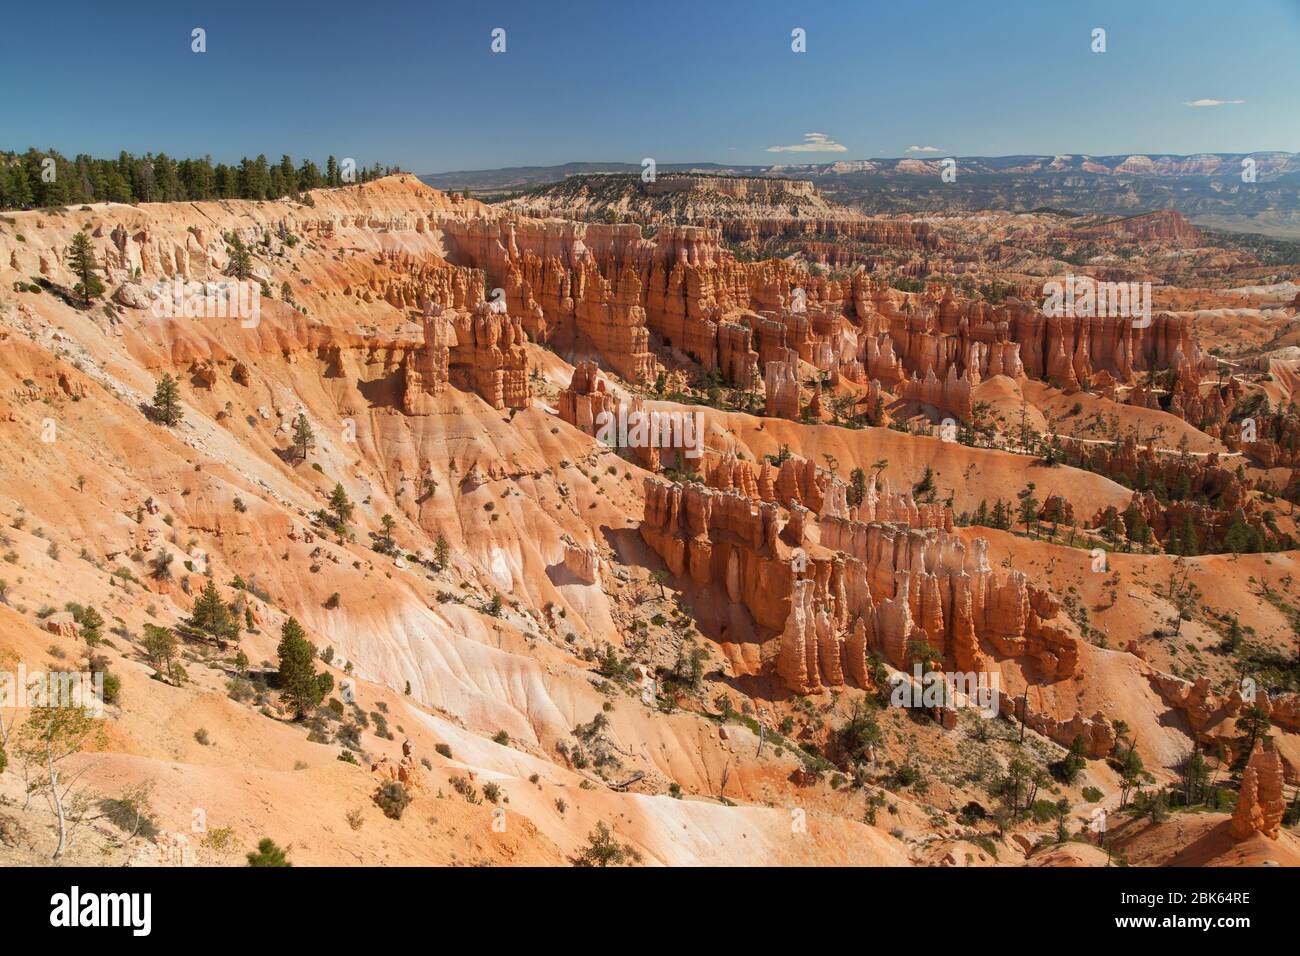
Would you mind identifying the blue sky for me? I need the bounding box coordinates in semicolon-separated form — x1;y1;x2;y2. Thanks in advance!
2;0;1296;172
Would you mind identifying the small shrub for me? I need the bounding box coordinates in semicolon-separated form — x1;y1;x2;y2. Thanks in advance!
375;781;411;820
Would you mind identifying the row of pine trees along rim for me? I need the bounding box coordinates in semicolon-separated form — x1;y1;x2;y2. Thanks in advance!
0;148;403;210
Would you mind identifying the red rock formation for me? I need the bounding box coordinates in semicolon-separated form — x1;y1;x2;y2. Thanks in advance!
558;360;617;432
401;309;456;412
639;456;1081;700
765;351;800;419
563;543;600;584
1230;738;1286;840
572;261;656;383
897;365;974;420
717;320;758;388
447;303;531;410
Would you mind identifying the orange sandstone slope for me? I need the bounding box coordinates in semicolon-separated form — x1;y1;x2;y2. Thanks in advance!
0;175;1295;867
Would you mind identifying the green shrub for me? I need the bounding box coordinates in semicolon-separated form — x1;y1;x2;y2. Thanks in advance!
246;837;291;867
376;781;411;820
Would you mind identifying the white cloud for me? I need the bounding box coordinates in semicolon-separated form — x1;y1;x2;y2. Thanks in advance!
906;145;942;153
766;132;848;153
1183;98;1245;108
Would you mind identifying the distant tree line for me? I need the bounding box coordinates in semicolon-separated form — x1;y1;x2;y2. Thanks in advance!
0;147;403;211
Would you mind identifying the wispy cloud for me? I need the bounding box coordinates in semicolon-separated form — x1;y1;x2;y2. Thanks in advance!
906;145;942;153
766;132;847;153
1183;98;1245;108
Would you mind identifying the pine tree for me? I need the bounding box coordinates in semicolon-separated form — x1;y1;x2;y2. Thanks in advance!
379;513;396;553
1116;745;1147;808
1182;747;1209;806
328;483;353;529
66;231;104;306
1224;614;1243;652
141;623;182;684
847;467;866;508
1236;705;1271;757
1061;733;1088;783
152;373;183;426
1181;515;1199;556
246;837;291;867
183;580;239;643
6;164;34;208
152;374;185;426
291;412;314;462
433;534;450;571
225;232;252;280
277;616;330;719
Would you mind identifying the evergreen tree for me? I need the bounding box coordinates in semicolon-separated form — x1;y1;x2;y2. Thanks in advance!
5;163;34;208
1223;614;1244;652
1116;744;1147;808
183;580;239;643
277;616;331;719
1236;705;1271;757
1181;515;1199;556
1181;746;1210;806
1224;519;1251;555
225;232;252;280
1125;506;1151;546
152;373;183;426
328;483;353;528
847;467;866;508
291;412;314;462
1060;733;1088;783
836;699;883;766
141;623;182;684
246;837;291;867
66;231;104;306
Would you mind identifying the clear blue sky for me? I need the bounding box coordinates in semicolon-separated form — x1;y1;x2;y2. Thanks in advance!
2;0;1296;172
